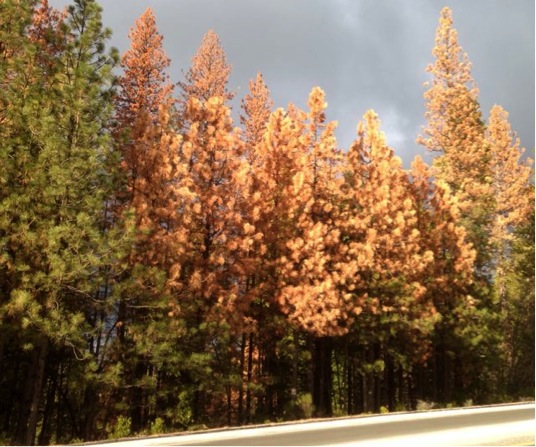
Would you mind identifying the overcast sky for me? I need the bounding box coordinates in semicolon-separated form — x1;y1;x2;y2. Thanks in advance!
51;0;535;166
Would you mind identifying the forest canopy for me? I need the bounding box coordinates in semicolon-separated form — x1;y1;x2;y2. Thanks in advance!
0;1;533;445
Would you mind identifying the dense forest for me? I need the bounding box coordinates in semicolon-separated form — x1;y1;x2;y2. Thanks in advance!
0;0;534;445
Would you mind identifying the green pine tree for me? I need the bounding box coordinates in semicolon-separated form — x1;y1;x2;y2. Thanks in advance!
0;0;123;443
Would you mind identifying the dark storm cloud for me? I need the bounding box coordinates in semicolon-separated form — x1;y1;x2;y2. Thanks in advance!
51;0;535;165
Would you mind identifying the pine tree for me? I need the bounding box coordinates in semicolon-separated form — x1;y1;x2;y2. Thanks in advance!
235;71;273;423
115;8;172;127
276;87;348;416
418;7;492;272
113;6;178;301
408;156;477;403
0;3;42;443
486;105;534;265
174;30;252;424
345;111;433;323
111;7;192;432
0;0;120;443
240;72;273;166
241;104;308;420
178;29;233;104
237;73;274;322
485;105;534;398
341;111;436;412
409;156;475;309
417;7;531;402
277;87;347;337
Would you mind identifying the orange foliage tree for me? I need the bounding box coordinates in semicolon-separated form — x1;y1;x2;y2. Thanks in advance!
408;156;477;403
115;8;173;127
277;87;347;337
112;8;186;431
417;7;535;402
269;88;344;416
177;96;248;329
485;105;534;390
241;72;273;166
418;7;492;272
339;111;440;412
236;71;273;423
115;8;185;271
486;105;534;261
174;29;254;424
344;111;434;331
178;29;233;103
409;156;475;310
243;103;310;418
113;6;181;314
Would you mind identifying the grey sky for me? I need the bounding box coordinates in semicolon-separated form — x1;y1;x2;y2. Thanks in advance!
52;0;535;166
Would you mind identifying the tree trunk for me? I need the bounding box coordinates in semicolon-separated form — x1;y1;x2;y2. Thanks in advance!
15;337;49;446
237;333;246;425
226;385;232;426
291;330;299;400
245;333;254;424
262;337;277;421
363;345;375;414
346;343;352;414
385;356;395;411
312;337;332;417
37;358;59;446
80;385;97;441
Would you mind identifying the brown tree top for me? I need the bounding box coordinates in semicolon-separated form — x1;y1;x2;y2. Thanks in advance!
341;111;435;338
114;7;174;205
418;7;487;175
418;7;493;273
427;6;474;89
178;29;233;104
174;94;250;331
113;7;183;279
116;7;172;126
242;106;307;328
277;88;347;336
486;105;534;247
28;0;66;69
240;72;273;166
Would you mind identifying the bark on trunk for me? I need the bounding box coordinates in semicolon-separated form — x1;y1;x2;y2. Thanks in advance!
15;337;49;446
245;333;254;424
312;337;332;417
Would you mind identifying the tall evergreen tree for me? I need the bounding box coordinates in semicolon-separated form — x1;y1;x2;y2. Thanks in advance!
275;88;344;416
237;103;308;420
417;6;506;403
0;0;120;443
234;71;273;423
485;105;534;398
417;6;535;404
418;7;492;273
278;88;346;337
342;111;437;412
111;7;193;433
174;29;252;424
408;156;477;404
